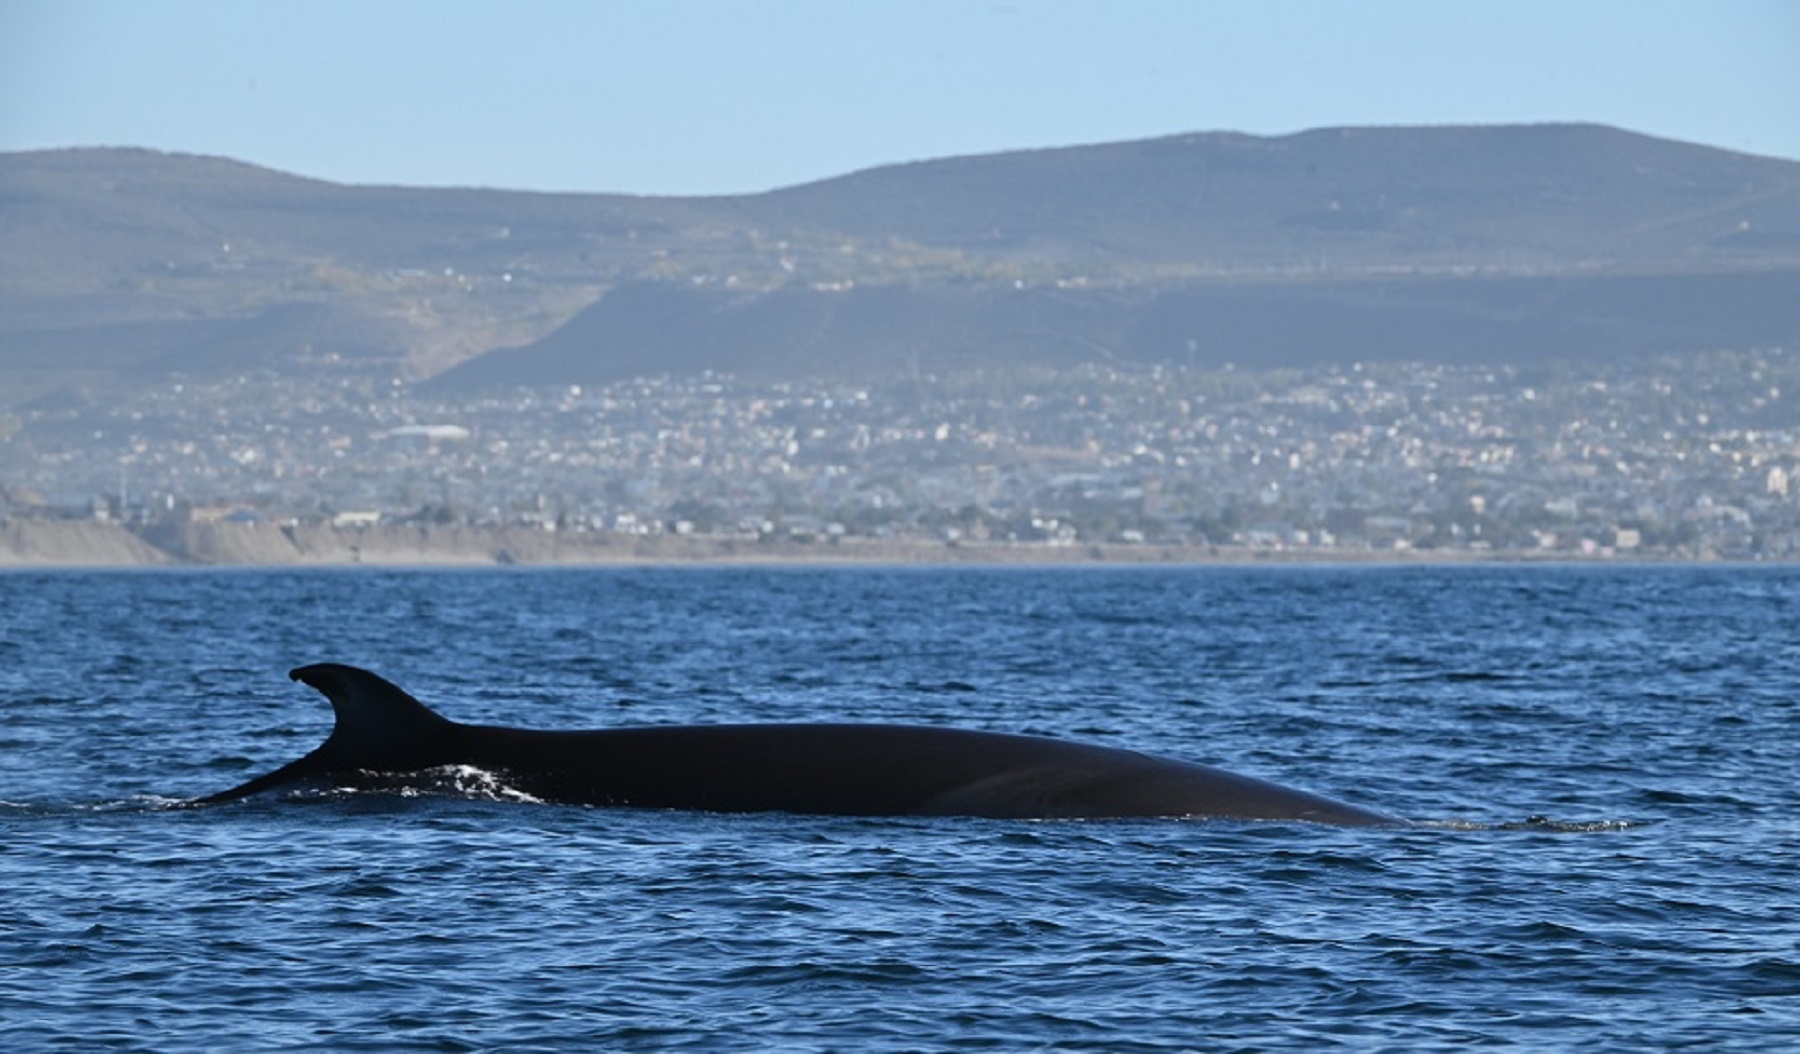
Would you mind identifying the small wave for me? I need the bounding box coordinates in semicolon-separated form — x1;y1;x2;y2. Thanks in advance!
197;765;546;807
324;764;546;804
129;795;199;812
0;795;196;817
422;764;545;804
1419;815;1651;833
1436;670;1516;683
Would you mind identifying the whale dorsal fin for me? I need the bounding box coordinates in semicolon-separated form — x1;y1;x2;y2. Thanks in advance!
197;663;458;803
291;663;458;767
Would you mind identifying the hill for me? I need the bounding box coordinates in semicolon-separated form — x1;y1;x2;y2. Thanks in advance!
750;123;1800;270
3;124;1799;402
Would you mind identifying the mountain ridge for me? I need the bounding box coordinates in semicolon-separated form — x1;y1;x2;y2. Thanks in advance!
4;123;1798;402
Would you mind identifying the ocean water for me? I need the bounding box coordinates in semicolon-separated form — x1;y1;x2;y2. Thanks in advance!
1;565;1796;1050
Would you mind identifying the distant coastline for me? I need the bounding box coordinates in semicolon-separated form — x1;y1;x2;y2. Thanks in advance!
0;518;1718;569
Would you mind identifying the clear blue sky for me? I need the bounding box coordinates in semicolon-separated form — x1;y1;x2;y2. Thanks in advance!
4;0;1796;195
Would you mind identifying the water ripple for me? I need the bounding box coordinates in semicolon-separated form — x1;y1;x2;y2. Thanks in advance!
2;567;1799;1050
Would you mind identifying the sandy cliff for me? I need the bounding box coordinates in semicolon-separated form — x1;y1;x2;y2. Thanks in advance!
0;518;1247;568
0;520;173;567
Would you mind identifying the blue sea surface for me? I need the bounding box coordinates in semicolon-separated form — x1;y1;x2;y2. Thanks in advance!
1;565;1796;1050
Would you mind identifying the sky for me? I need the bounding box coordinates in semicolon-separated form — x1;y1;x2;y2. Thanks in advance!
3;0;1796;196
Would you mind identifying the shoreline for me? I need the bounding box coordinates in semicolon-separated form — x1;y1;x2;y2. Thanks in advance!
0;517;1746;569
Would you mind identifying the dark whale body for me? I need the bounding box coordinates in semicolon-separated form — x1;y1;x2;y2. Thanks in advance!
200;663;1402;826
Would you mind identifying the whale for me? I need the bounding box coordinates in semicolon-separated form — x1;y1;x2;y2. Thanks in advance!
198;663;1403;826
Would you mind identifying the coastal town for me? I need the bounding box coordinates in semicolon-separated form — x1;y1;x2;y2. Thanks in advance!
5;345;1798;563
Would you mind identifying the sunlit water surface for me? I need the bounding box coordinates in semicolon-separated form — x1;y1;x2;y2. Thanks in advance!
2;566;1796;1050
